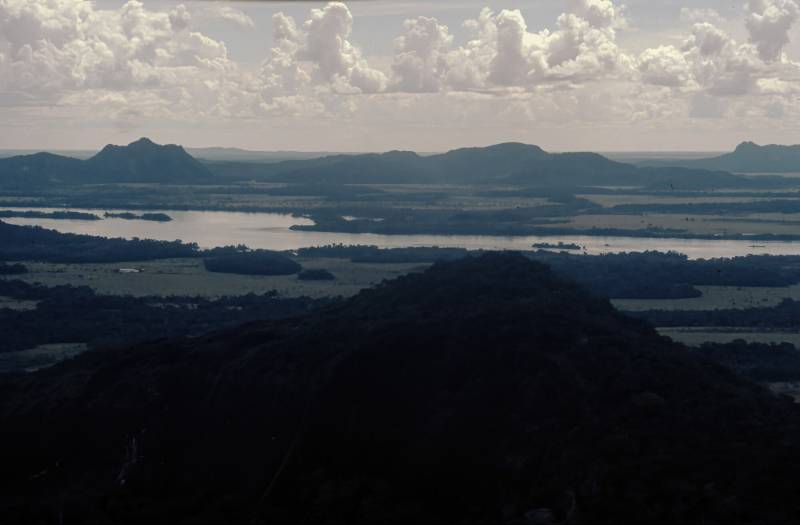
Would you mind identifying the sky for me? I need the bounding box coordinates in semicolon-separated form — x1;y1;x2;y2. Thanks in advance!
4;0;800;152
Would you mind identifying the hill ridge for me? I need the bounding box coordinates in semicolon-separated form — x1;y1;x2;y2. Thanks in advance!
0;137;214;186
2;252;799;523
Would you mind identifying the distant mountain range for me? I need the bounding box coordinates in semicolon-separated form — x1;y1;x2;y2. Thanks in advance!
0;138;795;190
0;138;215;188
639;141;800;173
211;141;759;190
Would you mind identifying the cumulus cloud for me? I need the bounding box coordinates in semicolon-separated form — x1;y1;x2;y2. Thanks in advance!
639;45;692;87
680;7;725;25
566;0;623;28
391;16;453;92
0;0;238;97
5;0;800;148
261;2;386;96
199;5;255;29
745;0;800;62
394;2;630;93
638;20;768;98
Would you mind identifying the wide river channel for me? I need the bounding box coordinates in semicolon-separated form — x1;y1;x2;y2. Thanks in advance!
6;207;800;260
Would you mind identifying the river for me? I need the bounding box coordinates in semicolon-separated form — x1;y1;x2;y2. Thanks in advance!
5;207;800;259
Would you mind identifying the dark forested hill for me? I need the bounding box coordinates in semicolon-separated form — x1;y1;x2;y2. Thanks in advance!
640;141;800;173
0;139;780;189
2;253;799;524
84;138;216;183
0;152;84;188
0;138;215;188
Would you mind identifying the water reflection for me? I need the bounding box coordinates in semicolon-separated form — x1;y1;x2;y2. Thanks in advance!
6;207;800;260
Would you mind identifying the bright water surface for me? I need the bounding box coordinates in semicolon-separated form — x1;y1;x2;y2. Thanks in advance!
5;207;800;260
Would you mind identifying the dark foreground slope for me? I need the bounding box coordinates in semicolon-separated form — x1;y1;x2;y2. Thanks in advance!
2;253;800;524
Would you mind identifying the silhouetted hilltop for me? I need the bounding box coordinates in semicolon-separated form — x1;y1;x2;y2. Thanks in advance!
0;140;784;189
0;152;84;188
2;253;799;524
0;138;215;187
641;141;800;173
86;138;215;183
210;142;763;189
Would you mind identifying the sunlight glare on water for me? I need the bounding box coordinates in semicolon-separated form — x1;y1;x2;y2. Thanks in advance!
6;207;800;260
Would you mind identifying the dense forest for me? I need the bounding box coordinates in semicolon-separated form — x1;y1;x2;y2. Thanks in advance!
300;246;800;299
0;220;199;263
0;279;327;353
2;253;800;524
637;298;800;329
204;251;302;276
0;262;26;275
0;210;101;220
104;212;173;222
297;268;336;281
693;340;800;382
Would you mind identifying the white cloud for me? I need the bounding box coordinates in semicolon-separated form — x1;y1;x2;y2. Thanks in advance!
0;0;239;98
566;0;623;29
260;2;387;96
680;7;725;25
638;45;692;87
5;0;800;151
391;16;453;92
198;5;254;29
400;3;631;92
638;20;770;98
745;0;799;62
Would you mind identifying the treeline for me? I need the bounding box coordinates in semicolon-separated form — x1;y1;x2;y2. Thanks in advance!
297;245;469;264
636;298;800;328
297;269;336;281
299;246;800;299
204;251;302;276
104;212;172;222
0;263;26;275
608;199;800;216
294;210;800;239
0;279;329;354
0;221;314;272
693;340;800;382
0;210;101;220
0;221;198;263
532;251;800;296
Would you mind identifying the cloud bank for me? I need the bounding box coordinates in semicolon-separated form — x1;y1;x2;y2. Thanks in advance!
2;0;800;149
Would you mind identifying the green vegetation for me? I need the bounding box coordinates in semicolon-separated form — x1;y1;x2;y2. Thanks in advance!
0;220;198;263
614;284;800;311
660;328;800;347
532;241;582;250
635;298;800;329
297;268;336;281
0;209;100;220
0;258;420;299
0;278;327;354
104;211;172;222
692;340;800;382
204;250;302;276
0;263;26;275
0;343;87;374
4;254;800;523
